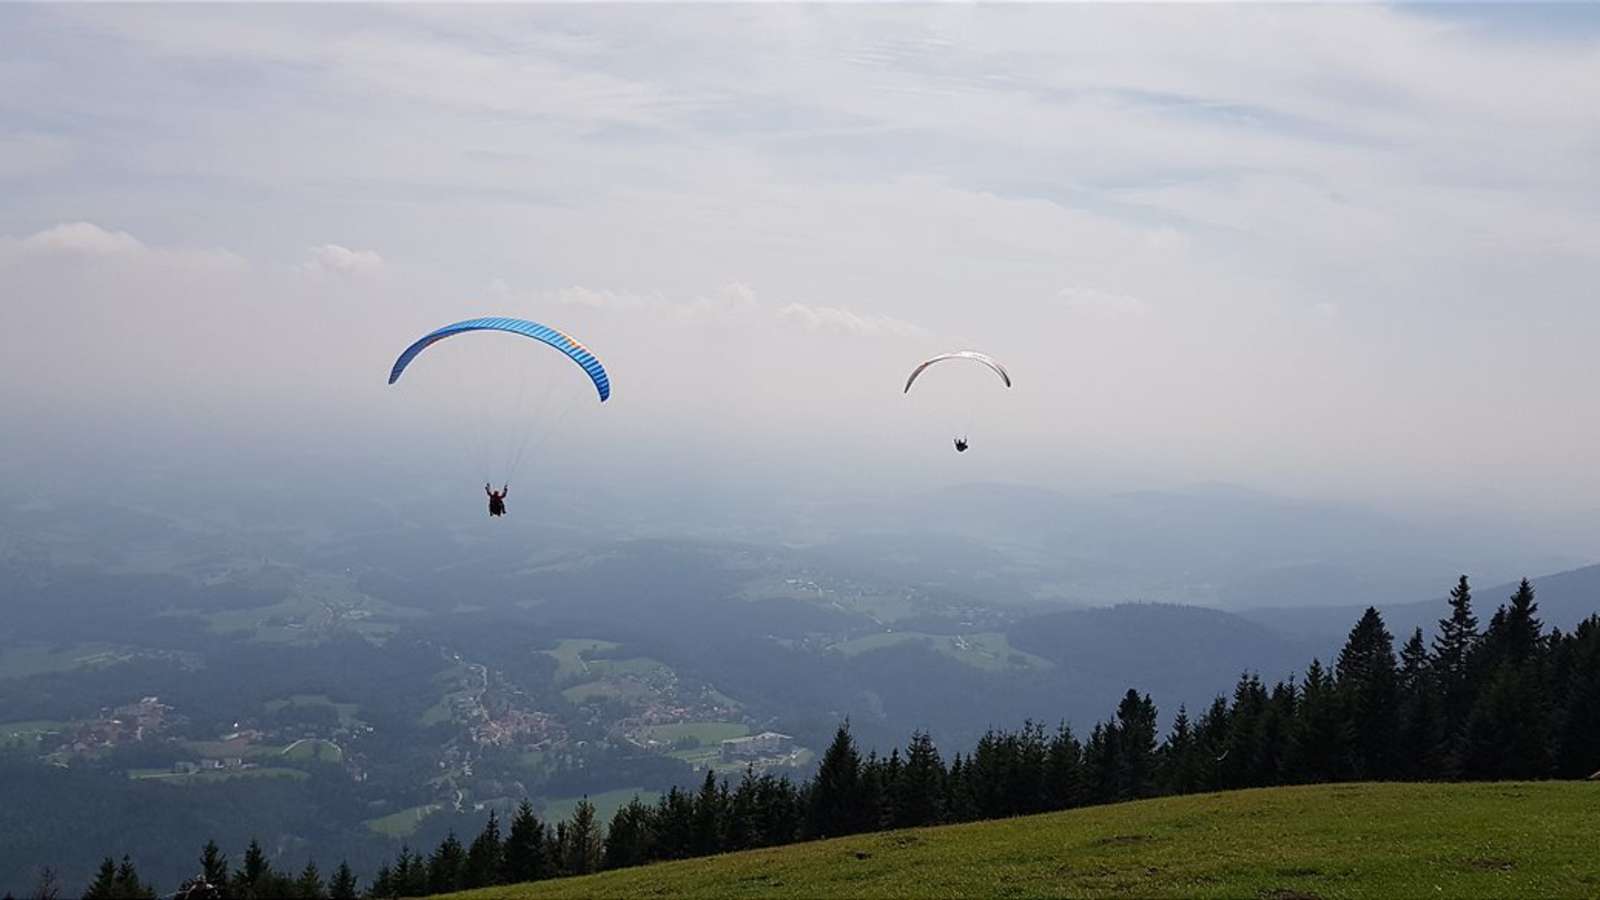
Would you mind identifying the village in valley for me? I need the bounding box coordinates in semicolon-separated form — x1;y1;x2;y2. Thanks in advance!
0;620;817;850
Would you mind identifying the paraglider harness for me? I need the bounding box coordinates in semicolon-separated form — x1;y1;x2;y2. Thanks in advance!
954;437;969;453
486;483;508;517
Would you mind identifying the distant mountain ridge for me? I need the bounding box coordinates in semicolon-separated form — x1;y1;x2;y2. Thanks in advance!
803;481;1553;611
1239;562;1600;650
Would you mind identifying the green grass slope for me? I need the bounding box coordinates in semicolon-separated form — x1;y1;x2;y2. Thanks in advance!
450;782;1600;899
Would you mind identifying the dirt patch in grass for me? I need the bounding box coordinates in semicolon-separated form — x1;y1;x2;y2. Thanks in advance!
1463;857;1516;873
1094;833;1153;846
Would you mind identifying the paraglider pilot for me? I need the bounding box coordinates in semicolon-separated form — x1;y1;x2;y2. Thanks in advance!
954;437;969;453
486;483;508;517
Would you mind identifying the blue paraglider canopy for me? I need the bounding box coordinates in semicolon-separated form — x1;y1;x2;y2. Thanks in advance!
388;316;610;402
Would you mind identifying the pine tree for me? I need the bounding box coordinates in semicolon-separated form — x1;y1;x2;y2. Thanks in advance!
231;840;275;900
1220;674;1268;789
1255;679;1297;786
943;753;978;822
1158;707;1201;795
566;799;603;875
1503;579;1544;666
503;800;548;883
366;864;392;900
690;771;724;857
896;731;947;827
1082;721;1120;804
327;862;357;900
1554;616;1600;778
1463;662;1550;778
1015;721;1049;815
83;859;118;900
197;840;230;900
966;731;1003;816
464;810;504;889
396;846;427;898
1116;692;1160;799
1336;608;1400;779
1433;575;1480;760
1288;659;1346;783
1461;580;1551;779
604;797;659;869
857;751;887;829
879;748;903;828
292;861;324;900
754;774;802;847
106;856;155;900
1193;695;1231;792
427;831;465;894
1397;628;1446;778
807;721;864;838
653;787;695;859
1399;628;1429;696
723;769;758;852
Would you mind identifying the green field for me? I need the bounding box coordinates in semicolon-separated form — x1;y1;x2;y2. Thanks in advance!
641;721;750;747
366;803;443;838
179;738;287;760
541;788;658;831
0;720;67;738
265;694;362;727
187;571;411;644
832;631;1053;672
737;577;922;624
420;664;477;726
129;766;309;784
0;643;128;679
419;698;456;727
446;782;1600;899
647;722;753;770
0;720;67;750
587;657;671;679
541;639;622;682
561;675;661;704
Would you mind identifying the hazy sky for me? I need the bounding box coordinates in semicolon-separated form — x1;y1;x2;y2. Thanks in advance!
3;3;1598;520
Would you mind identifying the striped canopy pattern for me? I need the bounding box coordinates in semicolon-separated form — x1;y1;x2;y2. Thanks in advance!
388;316;611;402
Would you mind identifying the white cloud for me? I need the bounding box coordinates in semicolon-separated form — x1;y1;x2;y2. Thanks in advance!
550;281;924;338
19;222;144;256
776;302;929;339
678;283;761;320
0;222;246;274
300;244;384;278
552;286;662;311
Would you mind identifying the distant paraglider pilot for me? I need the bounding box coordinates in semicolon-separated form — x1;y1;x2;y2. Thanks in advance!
486;483;508;517
904;351;1009;455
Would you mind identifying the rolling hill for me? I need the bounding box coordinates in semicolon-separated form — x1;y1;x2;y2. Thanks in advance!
447;782;1600;899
